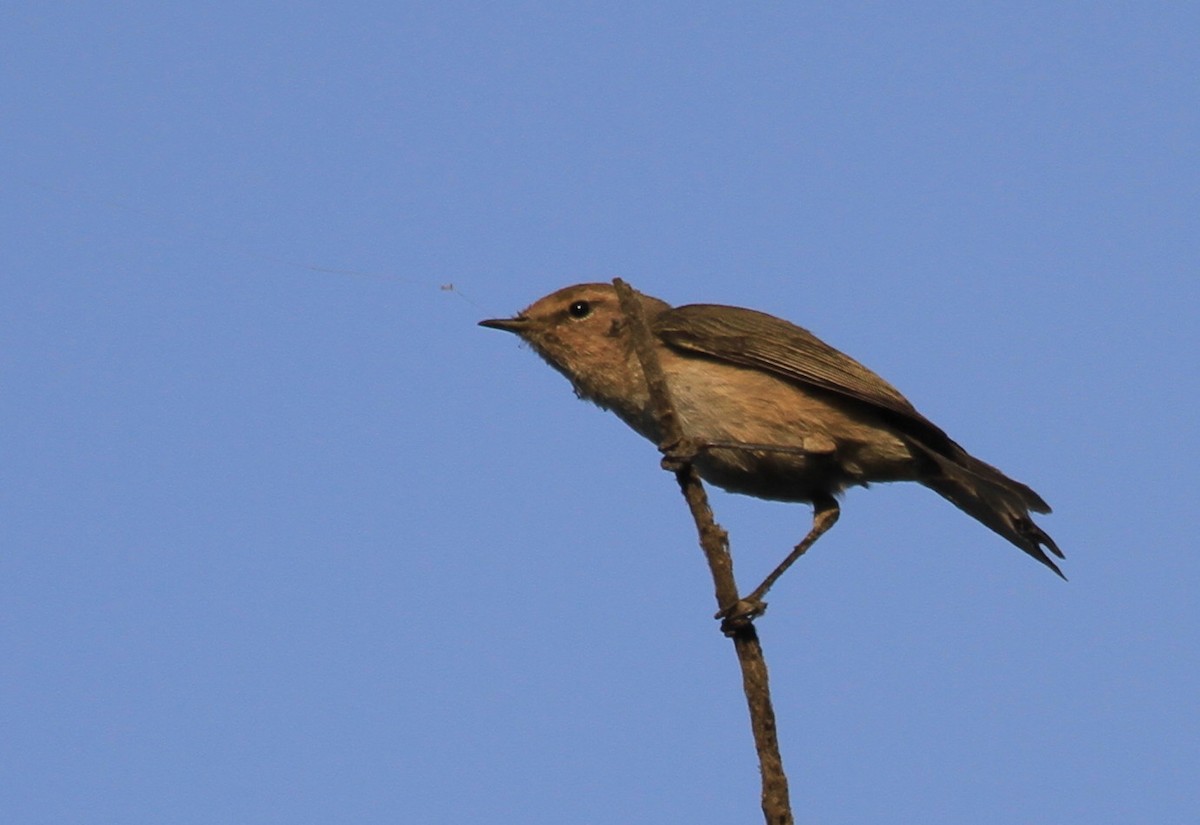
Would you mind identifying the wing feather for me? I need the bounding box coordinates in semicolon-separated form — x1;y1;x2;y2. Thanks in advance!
655;304;1052;513
655;304;935;427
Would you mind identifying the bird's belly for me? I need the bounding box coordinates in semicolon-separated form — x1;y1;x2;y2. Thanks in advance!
663;356;918;502
694;448;835;502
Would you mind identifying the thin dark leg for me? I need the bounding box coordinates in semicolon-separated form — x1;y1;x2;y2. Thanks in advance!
718;494;841;623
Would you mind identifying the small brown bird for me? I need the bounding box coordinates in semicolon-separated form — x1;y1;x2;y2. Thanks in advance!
481;283;1063;582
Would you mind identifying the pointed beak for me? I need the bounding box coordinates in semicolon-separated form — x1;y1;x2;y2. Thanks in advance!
479;316;531;334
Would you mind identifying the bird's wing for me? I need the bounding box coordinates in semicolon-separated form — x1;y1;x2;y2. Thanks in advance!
654;303;953;445
655;303;1054;516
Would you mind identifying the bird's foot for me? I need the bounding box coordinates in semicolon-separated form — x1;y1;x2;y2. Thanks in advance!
659;436;703;472
715;597;768;635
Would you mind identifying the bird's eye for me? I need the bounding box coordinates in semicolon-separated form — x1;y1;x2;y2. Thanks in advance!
568;300;592;319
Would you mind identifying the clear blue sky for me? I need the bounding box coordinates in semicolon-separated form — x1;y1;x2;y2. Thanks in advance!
3;4;1197;823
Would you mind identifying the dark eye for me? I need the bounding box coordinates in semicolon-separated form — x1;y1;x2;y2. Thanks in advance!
568;300;592;319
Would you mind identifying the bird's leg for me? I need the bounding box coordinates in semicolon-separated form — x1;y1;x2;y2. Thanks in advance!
658;436;840;626
717;494;840;625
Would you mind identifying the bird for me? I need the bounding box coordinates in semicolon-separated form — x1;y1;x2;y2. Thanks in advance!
481;282;1064;593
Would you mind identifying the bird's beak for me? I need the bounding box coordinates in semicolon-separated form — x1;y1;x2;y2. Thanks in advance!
479;317;531;334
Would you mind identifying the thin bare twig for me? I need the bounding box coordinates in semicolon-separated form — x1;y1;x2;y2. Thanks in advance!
612;278;794;825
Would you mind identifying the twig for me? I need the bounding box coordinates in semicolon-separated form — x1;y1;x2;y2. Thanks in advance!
612;278;794;825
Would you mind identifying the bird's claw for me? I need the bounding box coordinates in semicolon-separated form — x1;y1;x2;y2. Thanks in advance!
660;436;703;472
716;597;768;634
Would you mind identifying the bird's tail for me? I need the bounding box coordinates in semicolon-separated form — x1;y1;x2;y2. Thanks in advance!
909;440;1065;578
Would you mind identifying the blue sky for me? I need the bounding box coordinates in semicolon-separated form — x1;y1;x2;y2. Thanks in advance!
3;4;1197;823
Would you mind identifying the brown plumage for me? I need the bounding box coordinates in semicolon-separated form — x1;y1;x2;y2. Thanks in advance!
481;283;1063;578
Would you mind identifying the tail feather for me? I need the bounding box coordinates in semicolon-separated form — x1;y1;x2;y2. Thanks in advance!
958;453;1052;514
910;440;1064;578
